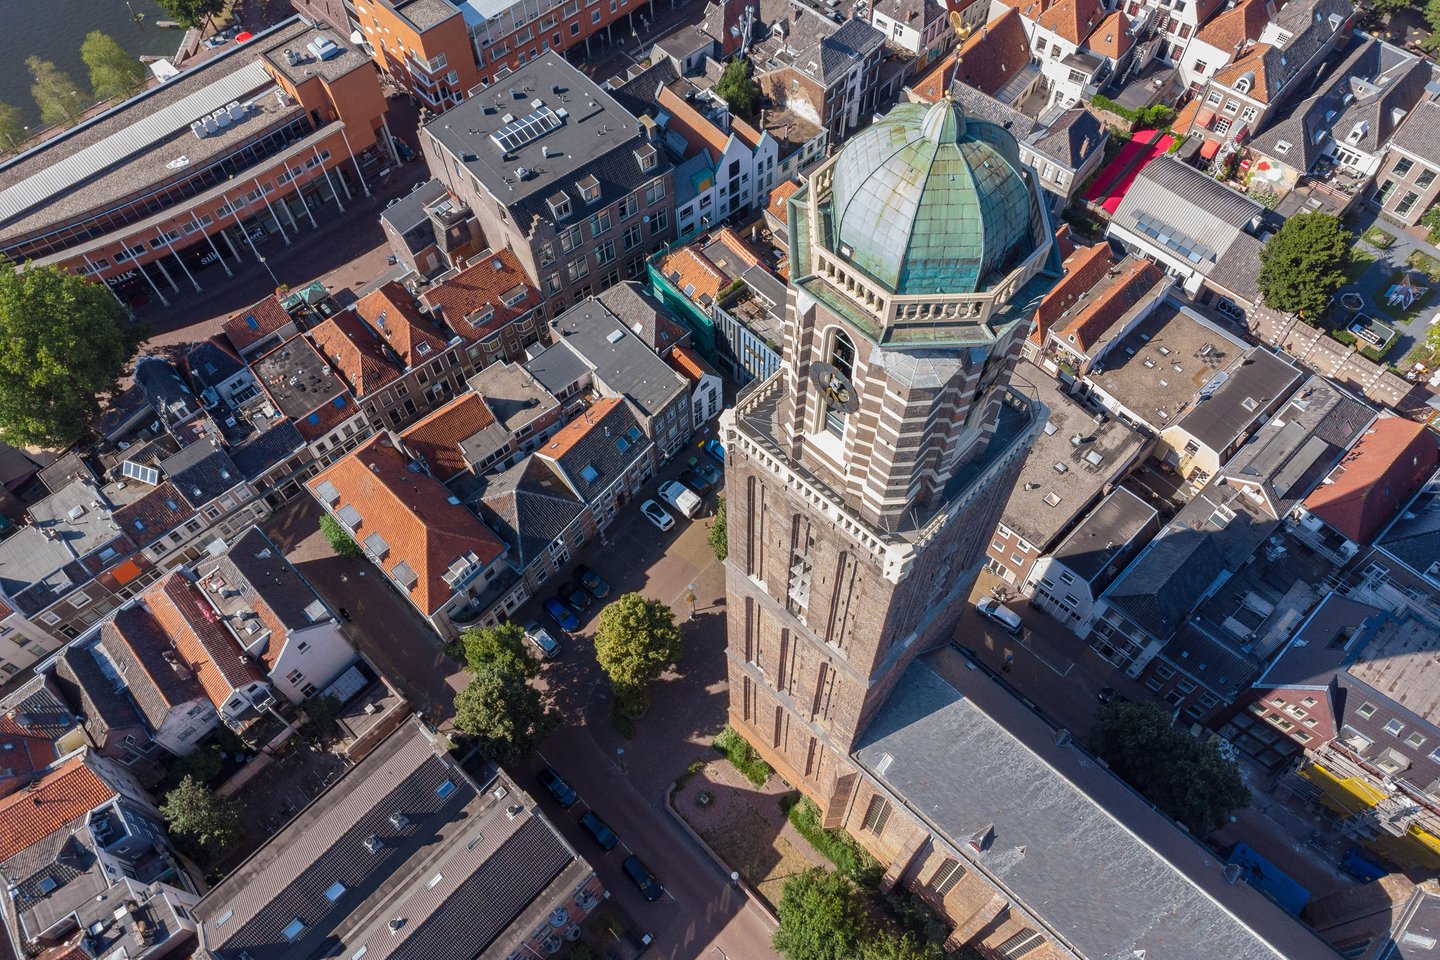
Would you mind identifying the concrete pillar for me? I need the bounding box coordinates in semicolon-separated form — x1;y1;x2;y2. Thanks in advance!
196;214;233;277
221;229;243;261
152;254;180;292
340;127;371;197
82;254;131;312
255;179;291;246
162;233;202;292
318;148;348;209
136;259;170;307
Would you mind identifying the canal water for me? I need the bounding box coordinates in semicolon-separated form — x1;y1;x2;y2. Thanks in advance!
0;0;178;129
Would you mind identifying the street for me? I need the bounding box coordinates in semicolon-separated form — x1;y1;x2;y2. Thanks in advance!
266;449;780;960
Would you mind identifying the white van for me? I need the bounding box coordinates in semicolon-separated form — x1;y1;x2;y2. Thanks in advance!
975;597;1023;635
658;481;702;519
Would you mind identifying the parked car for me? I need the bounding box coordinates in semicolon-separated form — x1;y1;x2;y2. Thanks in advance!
523;621;561;659
697;461;722;487
544;597;579;632
658;480;702;519
975;597;1023;636
623;855;664;901
391;136;415;162
536;767;576;808
575;563;610;598
559;582;592;613
702;438;726;464
579;810;619;851
679;468;713;497
641;499;675;531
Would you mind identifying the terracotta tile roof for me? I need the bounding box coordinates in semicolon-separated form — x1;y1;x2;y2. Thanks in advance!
1304;419;1440;545
399;393;498;480
420;249;540;342
0;721;55;799
1087;9;1131;59
222;294;291;352
112;482;194;549
1172;98;1203;136
145;573;265;709
669;344;719;385
767;179;801;225
657;247;726;306
1198;0;1276;53
714;227;765;269
732;116;764;150
657;84;731;159
1055;258;1166;352
539;397;624;460
353;282;451;367
1036;0;1105;46
100;603;208;728
294;392;361;442
0;757;115;863
910;52;954;104
308;313;403;398
1213;44;1275;104
952;10;1034;99
1035;242;1115;341
308;435;506;616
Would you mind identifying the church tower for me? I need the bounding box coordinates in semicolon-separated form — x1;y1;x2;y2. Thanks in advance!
720;97;1060;822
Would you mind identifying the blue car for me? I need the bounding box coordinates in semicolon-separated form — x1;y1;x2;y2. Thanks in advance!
702;438;725;465
544;597;579;632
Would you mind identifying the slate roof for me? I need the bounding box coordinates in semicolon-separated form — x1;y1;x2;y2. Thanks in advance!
182;337;246;393
1172;348;1302;453
1207;232;1265;306
856;656;1340;960
200;527;333;637
1378;471;1440;577
420;249;540;342
112;482;194;549
145;573;266;709
1026;108;1106;169
308;435;507;616
195;719;585;960
950;82;1038;139
595;281;690;356
1390;97;1440;163
1255;592;1383;689
0;758;115;863
53;645;143;746
1304;418;1439;545
222;294;292;354
1047;486;1158;584
308;312;404;398
1103;523;1228;639
378;179;449;238
547;300;689;423
159;441;243;510
399;393;502;481
230;421;306;481
536;398;651;503
353;282;451;368
98;604;208;729
476;458;586;569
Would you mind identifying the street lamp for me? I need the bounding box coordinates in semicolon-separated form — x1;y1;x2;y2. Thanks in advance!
257;254;281;289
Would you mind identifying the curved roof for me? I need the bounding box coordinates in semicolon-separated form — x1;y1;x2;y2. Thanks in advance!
825;98;1038;295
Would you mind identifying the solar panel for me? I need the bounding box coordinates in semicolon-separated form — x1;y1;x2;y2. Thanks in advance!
489;106;563;153
121;460;160;485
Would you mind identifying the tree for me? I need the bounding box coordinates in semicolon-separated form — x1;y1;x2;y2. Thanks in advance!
1428;0;1440;39
0;102;24;153
593;593;683;713
1374;0;1417;13
82;32;147;100
155;0;227;28
1091;700;1251;832
456;621;537;678
319;513;361;557
453;665;559;764
1257;212;1353;321
0;263;140;448
773;868;869;960
715;57;761;121
301;695;344;741
859;936;937;960
161;776;244;860
709;495;728;561
28;57;87;128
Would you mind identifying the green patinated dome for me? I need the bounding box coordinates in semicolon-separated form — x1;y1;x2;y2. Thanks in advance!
826;98;1039;296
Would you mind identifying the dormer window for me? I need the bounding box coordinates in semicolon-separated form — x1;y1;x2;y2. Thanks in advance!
547;190;571;220
1275;139;1291;155
634;143;657;173
1233;73;1252;95
577;174;601;204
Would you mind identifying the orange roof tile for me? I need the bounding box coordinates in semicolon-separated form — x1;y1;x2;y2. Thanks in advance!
0;757;115;862
421;250;540;342
910;51;956;104
1087;9;1131;59
308;312;403;398
538;397;624;460
222;294;291;352
145;574;266;710
1035;242;1115;339
1198;0;1276;54
308;435;506;616
767;180;801;225
1036;0;1104;46
354;282;451;367
658;247;726;306
657;85;732;160
669;344;718;385
952;10;1034;99
1172;98;1203;137
1213;44;1275;104
1304;419;1440;545
1055;258;1165;352
399;393;498;480
714;227;765;270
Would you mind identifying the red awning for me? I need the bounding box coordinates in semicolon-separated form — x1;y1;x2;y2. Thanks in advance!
1200;139;1221;160
1195;108;1215;129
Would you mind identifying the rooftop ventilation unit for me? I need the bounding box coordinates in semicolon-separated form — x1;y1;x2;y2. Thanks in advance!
307;37;342;60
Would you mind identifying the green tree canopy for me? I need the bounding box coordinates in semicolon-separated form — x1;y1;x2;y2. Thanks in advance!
859;935;938;960
161;775;244;860
1375;0;1417;14
0;263;140;448
715;57;761;121
1257;212;1353;321
0;102;25;153
456;621;537;678
709;495;728;561
155;0;227;28
453;665;559;764
82;32;147;100
319;513;361;557
27;57;87;128
1091;700;1251;832
593;593;683;711
301;695;344;741
773;868;869;960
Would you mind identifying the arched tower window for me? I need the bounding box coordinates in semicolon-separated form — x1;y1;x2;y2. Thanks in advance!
824;329;857;437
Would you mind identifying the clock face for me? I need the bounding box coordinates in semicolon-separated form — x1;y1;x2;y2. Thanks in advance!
809;361;859;414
